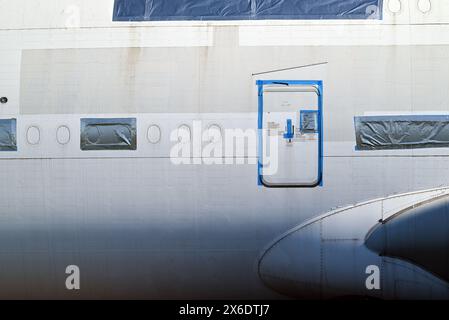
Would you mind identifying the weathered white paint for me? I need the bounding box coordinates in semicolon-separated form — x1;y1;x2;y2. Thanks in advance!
0;0;449;299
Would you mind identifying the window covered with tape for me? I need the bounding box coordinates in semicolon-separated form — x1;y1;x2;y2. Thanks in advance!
355;115;449;151
0;119;17;152
81;118;137;151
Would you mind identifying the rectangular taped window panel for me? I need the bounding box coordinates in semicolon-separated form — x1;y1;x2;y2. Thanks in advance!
81;118;137;151
113;0;383;21
0;119;17;152
355;115;449;151
300;110;318;133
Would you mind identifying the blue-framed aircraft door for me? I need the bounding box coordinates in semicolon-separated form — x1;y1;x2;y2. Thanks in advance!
257;80;323;188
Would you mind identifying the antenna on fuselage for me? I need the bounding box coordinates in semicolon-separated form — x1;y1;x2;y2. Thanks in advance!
252;62;328;76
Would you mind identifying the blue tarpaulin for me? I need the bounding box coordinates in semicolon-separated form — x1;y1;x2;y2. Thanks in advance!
113;0;383;21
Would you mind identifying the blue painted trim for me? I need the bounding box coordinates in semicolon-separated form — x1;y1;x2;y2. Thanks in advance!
257;80;323;188
257;83;264;186
318;86;324;187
